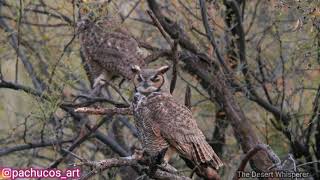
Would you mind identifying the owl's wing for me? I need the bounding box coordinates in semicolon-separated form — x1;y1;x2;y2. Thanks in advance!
149;93;223;169
79;20;144;79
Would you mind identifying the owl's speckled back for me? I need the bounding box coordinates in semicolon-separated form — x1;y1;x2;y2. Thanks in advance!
78;1;145;82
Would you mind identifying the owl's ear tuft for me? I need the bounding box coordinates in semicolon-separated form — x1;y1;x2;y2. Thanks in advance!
131;65;141;74
157;65;170;74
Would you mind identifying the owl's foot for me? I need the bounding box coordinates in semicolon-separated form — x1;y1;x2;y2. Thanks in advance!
157;162;178;174
90;74;112;98
93;74;107;88
132;148;144;160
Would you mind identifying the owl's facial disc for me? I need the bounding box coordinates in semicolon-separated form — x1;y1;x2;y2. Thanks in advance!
132;66;170;95
134;74;164;95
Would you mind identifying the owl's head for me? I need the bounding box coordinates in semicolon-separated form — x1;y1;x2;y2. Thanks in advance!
131;65;170;95
78;0;113;21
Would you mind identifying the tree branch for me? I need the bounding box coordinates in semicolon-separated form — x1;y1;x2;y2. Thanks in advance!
199;0;227;70
75;107;132;116
0;2;45;91
234;144;270;179
73;152;191;180
0;79;48;99
0;139;74;156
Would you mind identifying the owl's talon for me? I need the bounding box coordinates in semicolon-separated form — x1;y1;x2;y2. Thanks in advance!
132;148;144;160
93;79;106;88
93;74;107;88
157;162;178;174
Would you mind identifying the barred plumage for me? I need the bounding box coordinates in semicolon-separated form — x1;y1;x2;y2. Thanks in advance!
78;2;145;87
133;92;223;170
131;66;223;179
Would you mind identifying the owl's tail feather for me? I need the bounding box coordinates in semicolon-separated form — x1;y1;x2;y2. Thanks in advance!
180;156;221;180
190;136;223;169
182;136;223;180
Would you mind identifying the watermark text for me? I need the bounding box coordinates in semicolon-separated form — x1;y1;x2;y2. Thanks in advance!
0;167;80;179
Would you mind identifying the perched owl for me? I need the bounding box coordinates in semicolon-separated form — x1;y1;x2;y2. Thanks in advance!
77;0;145;89
131;65;223;179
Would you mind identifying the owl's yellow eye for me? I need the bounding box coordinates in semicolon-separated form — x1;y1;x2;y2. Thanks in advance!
137;75;143;82
151;75;161;82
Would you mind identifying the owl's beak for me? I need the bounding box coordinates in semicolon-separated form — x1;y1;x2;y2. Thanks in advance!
143;82;149;88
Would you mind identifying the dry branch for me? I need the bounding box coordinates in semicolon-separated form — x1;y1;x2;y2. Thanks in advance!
147;10;179;94
75;107;132;115
233;144;270;180
0;10;45;91
0;139;74;157
74;153;191;180
199;0;227;70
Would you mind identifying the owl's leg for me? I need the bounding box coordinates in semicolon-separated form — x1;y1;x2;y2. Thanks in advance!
163;147;176;163
93;73;107;88
132;147;144;159
185;160;220;180
88;73;106;97
90;72;112;98
156;147;178;174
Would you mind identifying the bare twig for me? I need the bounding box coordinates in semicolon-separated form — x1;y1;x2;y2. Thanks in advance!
48;33;77;85
49;114;114;168
170;40;179;94
147;7;182;94
0;6;45;91
15;0;23;83
0;79;48;99
121;0;141;23
0;15;69;27
0;139;73;156
103;80;130;105
184;85;191;110
199;0;227;70
147;10;172;46
245;0;261;35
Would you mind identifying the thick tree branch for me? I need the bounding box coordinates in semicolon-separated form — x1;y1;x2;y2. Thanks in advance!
233;144;278;180
75;152;191;180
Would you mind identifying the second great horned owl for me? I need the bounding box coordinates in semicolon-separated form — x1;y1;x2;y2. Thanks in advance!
131;65;223;179
77;1;145;88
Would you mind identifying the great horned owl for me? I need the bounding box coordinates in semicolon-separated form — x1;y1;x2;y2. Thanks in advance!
77;0;145;90
131;65;223;179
